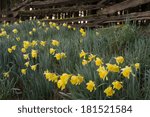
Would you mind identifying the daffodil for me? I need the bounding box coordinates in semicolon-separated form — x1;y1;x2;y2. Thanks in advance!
23;41;30;49
68;25;71;29
12;29;18;34
52;23;57;27
50;48;56;55
112;81;123;90
32;28;36;32
31;49;38;59
86;80;96;92
11;45;16;50
31;64;37;71
8;48;12;53
0;31;7;37
44;71;58;83
121;66;132;79
97;66;108;80
135;63;140;71
80;28;85;33
55;53;62;60
88;54;96;62
115;56;124;64
56;26;60;30
70;75;79;85
57;73;71;90
95;57;103;66
57;79;66;90
16;37;20;41
106;63;120;72
24;61;30;67
21;48;26;53
31;40;38;47
73;27;76;30
40;41;46;46
104;86;115;97
23;54;29;60
55;53;66;60
63;23;67;27
79;50;87;58
70;74;84;85
82;59;88;66
29;31;33;35
3;72;10;78
81;32;86;37
51;40;60;46
21;69;27;75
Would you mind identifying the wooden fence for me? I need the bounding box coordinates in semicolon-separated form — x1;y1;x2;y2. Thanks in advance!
0;0;150;27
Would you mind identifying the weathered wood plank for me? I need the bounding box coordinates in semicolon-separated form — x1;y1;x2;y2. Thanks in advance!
27;0;100;8
98;0;150;15
41;11;150;27
11;0;32;12
42;14;100;23
96;11;150;24
19;4;100;17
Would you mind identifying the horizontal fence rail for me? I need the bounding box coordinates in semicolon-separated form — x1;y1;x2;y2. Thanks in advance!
0;0;150;27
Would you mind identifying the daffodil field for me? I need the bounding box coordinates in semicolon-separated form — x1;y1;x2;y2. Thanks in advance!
0;20;150;100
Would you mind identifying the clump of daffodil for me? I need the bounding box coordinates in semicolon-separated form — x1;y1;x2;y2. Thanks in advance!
51;40;60;46
121;66;132;79
12;29;18;34
135;63;140;71
70;74;84;85
112;81;123;90
31;64;38;71
115;56;124;64
49;48;56;55
80;28;86;37
79;50;87;58
95;57;103;66
86;80;96;92
21;69;27;75
55;52;66;60
104;86;115;97
97;66;108;80
57;73;71;90
7;45;17;53
106;63;120;73
31;49;38;59
40;41;46;46
0;30;7;37
44;70;59;83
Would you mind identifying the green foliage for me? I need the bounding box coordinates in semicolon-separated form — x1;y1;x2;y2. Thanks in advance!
0;21;150;100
